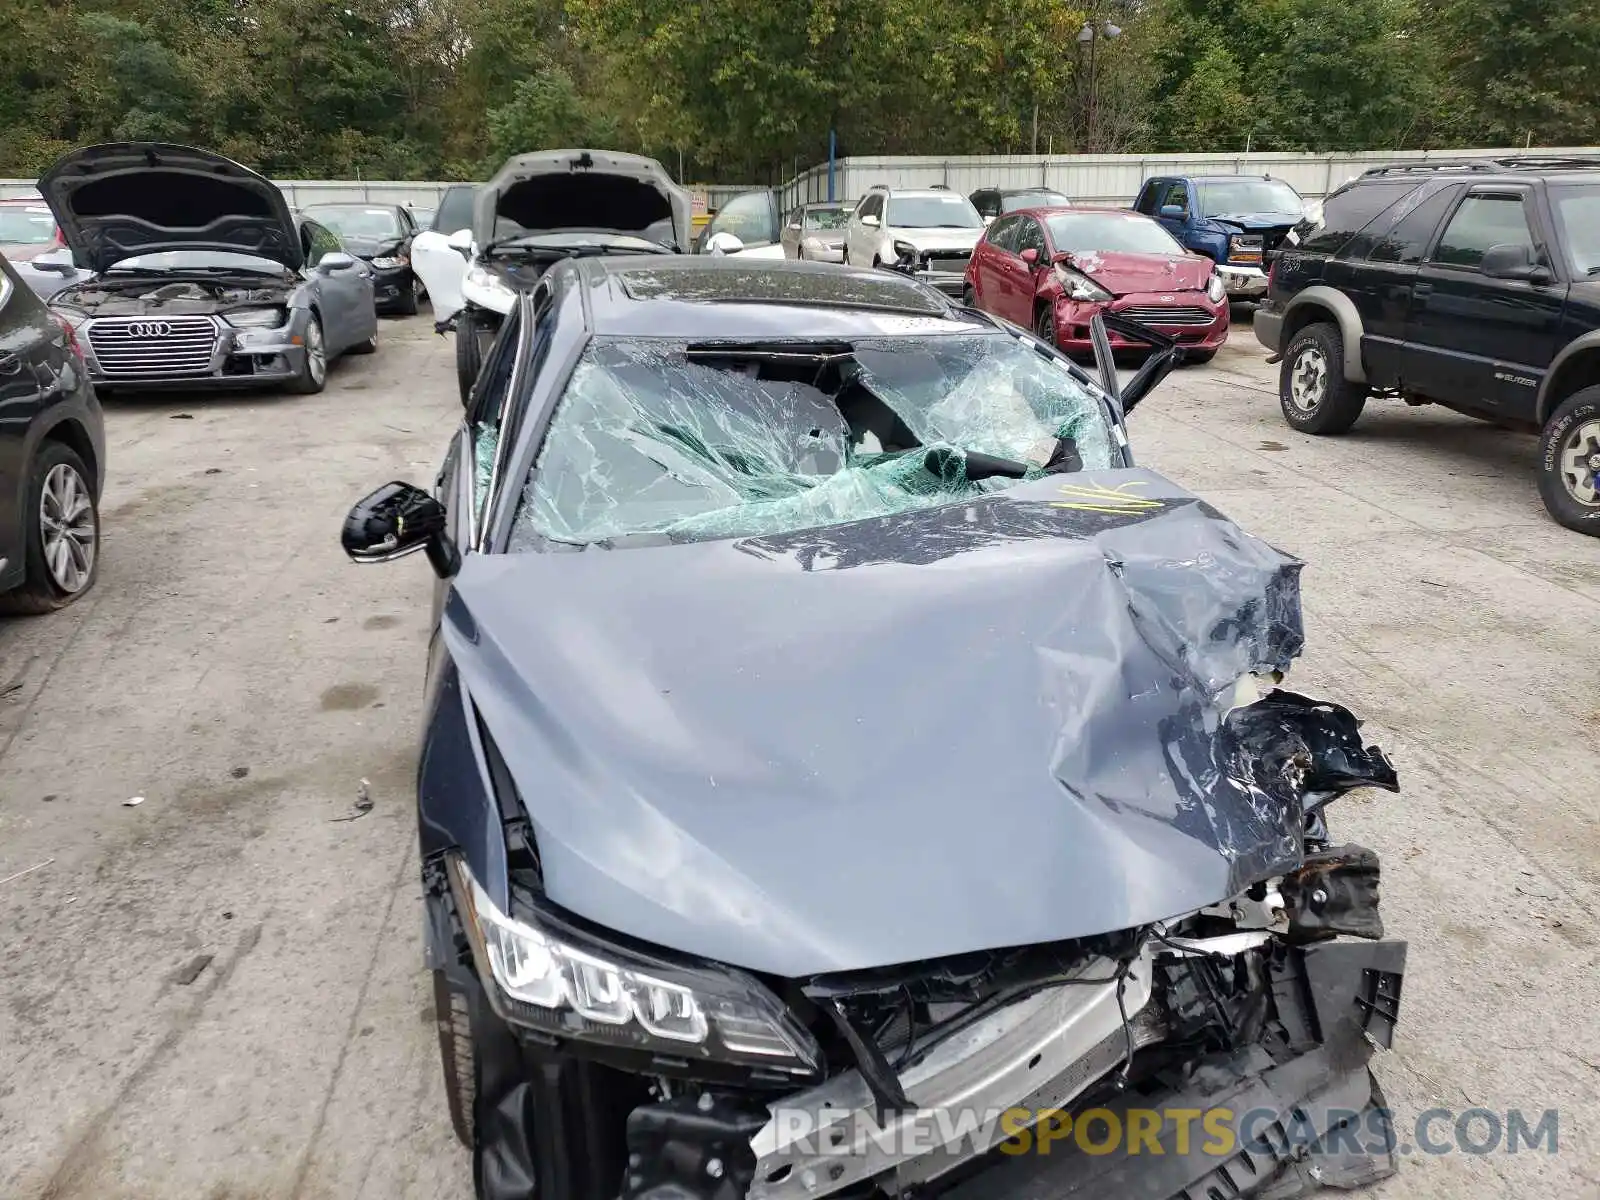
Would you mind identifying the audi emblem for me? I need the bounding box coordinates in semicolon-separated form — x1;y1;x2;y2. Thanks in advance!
127;321;173;338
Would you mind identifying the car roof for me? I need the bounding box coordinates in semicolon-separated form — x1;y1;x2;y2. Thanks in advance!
570;256;991;339
1009;205;1144;219
1354;156;1600;185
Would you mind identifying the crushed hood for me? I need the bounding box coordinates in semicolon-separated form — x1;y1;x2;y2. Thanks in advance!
474;149;693;252
1063;249;1213;295
442;470;1365;978
1208;212;1301;232
39;142;302;275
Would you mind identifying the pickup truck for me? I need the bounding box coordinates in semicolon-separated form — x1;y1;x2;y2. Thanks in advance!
1133;175;1306;298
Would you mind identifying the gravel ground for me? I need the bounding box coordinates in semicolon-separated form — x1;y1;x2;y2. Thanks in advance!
0;310;1595;1200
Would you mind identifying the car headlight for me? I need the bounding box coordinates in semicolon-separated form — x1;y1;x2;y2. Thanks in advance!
1206;272;1228;303
370;255;408;270
1054;266;1113;302
464;263;517;308
225;307;288;328
1228;234;1264;263
892;239;919;261
449;857;822;1078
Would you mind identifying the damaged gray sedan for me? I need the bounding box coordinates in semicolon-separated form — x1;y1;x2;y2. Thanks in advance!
341;258;1406;1200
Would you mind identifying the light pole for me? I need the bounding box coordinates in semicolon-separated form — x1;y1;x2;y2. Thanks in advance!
1077;20;1122;153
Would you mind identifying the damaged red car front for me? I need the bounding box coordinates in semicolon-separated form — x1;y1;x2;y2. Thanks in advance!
965;206;1230;363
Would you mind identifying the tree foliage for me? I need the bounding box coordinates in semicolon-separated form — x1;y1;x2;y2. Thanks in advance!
0;0;1595;182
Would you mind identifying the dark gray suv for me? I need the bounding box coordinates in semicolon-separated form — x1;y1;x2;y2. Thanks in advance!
0;251;105;613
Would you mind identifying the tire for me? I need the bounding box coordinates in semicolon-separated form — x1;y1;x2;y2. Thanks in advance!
1034;303;1057;347
1537;385;1600;536
395;277;420;316
455;308;486;404
962;285;977;308
287;313;327;394
0;440;99;615
432;970;475;1148
1278;321;1367;434
350;329;378;356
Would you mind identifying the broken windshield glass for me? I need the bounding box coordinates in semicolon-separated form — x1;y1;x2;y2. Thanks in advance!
510;333;1118;548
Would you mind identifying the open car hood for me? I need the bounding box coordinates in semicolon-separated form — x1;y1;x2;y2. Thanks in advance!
474;149;693;252
442;471;1398;977
39;142;302;275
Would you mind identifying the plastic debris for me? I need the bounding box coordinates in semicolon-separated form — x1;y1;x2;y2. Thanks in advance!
331;779;375;823
171;954;214;985
123;795;145;807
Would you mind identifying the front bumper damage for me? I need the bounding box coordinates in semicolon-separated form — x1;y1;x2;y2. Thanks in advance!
453;834;1407;1200
78;312;311;390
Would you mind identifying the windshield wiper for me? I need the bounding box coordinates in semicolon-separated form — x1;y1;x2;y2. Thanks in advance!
1585;264;1600;276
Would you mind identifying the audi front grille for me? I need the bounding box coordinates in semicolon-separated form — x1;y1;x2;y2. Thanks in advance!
1118;305;1216;327
86;316;220;379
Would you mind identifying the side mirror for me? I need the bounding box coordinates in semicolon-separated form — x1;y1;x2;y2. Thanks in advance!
318;251;356;273
706;231;746;256
861;214;880;228
1020;247;1040;266
342;482;459;578
1159;204;1186;219
1481;242;1551;283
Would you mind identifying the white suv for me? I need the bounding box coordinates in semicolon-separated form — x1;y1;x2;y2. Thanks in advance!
843;186;986;296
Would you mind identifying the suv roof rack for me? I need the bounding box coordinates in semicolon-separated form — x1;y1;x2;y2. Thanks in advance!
1360;155;1600;179
1489;154;1600;170
928;183;950;190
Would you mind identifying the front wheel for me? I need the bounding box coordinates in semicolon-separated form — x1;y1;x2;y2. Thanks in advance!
962;285;977;308
432;971;475;1148
0;441;99;615
455;309;488;404
1538;385;1600;536
1278;322;1367;434
287;313;327;394
395;277;420;316
1034;304;1057;347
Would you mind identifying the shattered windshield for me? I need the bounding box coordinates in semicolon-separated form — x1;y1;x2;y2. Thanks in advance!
512;332;1118;548
305;206;402;239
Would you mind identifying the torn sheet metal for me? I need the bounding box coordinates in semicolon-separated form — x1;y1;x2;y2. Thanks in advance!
514;336;1116;547
443;466;1396;977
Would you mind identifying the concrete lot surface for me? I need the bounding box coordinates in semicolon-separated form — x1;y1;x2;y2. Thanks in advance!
1;314;1596;1199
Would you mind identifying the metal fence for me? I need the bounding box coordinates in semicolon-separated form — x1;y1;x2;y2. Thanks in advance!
776;146;1600;210
0;177;762;212
7;145;1596;216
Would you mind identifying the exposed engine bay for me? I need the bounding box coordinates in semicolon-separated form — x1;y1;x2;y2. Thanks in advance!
50;273;294;318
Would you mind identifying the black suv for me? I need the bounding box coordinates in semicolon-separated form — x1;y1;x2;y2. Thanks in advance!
1254;156;1600;535
0;251;104;612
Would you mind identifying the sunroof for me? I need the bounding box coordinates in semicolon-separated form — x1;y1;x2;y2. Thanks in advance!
615;265;948;315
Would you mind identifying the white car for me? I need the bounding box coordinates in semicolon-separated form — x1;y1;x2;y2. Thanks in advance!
693;189;787;259
410;183;479;327
843;186;986;296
